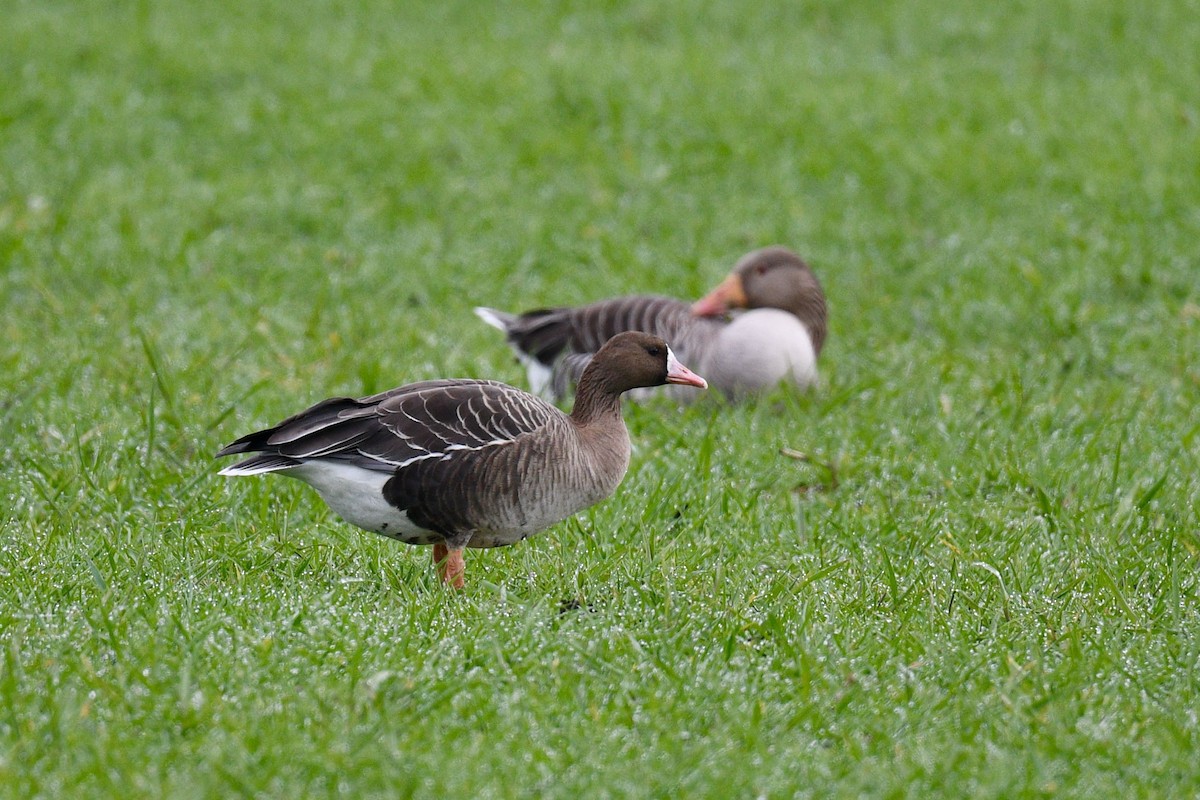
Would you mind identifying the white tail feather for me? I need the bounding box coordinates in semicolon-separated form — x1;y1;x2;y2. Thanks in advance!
219;465;285;477
474;306;514;332
218;455;301;477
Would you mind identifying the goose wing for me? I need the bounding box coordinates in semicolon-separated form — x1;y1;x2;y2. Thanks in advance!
216;379;561;473
481;296;697;367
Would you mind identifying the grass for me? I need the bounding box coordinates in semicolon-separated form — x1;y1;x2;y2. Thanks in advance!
2;0;1199;796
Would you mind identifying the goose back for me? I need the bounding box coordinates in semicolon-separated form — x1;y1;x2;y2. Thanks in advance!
477;297;722;400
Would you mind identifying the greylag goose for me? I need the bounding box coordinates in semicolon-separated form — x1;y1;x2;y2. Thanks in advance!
475;246;826;402
215;332;707;588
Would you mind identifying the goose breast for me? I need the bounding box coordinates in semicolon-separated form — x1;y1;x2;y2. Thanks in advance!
383;412;630;549
701;309;818;396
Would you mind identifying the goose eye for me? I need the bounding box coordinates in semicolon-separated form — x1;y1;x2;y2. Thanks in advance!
755;264;769;276
646;346;661;357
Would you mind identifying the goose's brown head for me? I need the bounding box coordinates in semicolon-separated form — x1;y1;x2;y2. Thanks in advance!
587;331;708;395
691;246;828;354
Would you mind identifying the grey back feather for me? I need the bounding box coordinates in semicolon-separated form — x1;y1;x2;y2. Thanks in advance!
481;296;720;401
218;379;561;474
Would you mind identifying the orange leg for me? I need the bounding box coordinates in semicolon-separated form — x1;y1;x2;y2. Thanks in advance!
432;543;466;589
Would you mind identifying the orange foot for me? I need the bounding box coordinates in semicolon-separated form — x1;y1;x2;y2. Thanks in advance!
432;543;466;589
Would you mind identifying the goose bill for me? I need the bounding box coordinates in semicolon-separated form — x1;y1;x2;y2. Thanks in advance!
690;273;747;317
665;348;708;389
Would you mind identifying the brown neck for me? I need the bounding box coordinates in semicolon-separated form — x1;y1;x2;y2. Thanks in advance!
793;291;828;356
569;371;624;426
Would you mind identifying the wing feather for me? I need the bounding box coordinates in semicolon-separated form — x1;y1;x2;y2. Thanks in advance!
478;295;720;400
217;379;561;473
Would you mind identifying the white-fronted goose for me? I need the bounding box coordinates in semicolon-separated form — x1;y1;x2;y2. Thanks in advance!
215;332;707;588
476;246;827;402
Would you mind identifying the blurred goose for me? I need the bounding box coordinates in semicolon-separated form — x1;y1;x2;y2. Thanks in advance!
215;332;707;588
476;246;826;402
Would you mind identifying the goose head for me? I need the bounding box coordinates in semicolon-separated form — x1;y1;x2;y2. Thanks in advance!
691;246;827;355
580;331;708;396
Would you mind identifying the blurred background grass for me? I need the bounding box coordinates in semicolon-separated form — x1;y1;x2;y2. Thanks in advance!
2;0;1198;796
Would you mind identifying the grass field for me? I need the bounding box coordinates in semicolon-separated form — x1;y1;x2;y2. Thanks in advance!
3;0;1199;796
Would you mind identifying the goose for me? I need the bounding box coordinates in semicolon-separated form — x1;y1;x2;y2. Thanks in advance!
475;246;827;402
215;332;707;588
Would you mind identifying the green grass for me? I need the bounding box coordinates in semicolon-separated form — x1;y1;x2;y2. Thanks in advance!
2;0;1199;796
